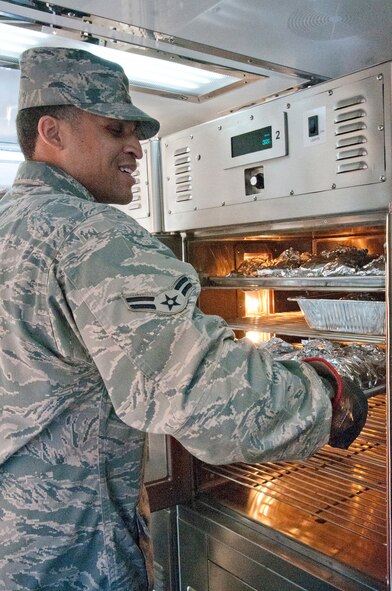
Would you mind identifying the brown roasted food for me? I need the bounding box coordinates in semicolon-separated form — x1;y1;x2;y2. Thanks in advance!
358;254;386;276
233;255;270;277
297;245;375;277
257;248;312;275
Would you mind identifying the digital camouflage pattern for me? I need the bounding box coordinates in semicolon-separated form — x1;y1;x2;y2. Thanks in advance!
0;161;333;590
18;47;160;140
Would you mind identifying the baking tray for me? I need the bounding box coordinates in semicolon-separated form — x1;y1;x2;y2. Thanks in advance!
291;297;386;335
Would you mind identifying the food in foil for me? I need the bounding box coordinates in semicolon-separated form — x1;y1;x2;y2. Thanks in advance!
259;337;386;390
357;255;386;276
233;255;270;277
229;245;385;277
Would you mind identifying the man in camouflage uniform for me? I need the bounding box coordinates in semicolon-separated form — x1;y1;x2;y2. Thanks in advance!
0;47;367;590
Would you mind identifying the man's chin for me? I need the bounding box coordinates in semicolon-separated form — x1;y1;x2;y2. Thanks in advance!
98;194;133;205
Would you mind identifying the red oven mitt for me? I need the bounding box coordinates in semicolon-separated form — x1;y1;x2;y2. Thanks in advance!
304;358;368;449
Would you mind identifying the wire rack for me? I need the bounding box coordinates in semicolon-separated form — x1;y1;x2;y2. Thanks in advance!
198;394;387;583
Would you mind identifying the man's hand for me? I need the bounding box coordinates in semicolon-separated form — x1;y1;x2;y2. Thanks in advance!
304;358;368;449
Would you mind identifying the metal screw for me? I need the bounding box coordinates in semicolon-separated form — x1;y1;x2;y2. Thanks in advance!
250;115;254;120
168;210;172;214
380;175;386;182
289;189;294;195
328;90;333;96
286;103;291;109
253;196;257;201
196;154;201;161
221;201;226;206
194;206;198;210
190;134;193;140
331;183;336;189
378;125;384;131
218;125;222;131
377;74;383;81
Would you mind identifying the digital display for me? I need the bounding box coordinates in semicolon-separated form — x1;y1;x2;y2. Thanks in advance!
231;125;273;158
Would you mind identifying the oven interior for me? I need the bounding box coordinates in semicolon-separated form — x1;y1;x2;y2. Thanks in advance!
186;221;388;588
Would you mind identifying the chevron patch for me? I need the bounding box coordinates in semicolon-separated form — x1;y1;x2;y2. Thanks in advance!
123;275;195;315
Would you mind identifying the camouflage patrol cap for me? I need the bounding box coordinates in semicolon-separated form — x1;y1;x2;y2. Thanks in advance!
18;46;160;139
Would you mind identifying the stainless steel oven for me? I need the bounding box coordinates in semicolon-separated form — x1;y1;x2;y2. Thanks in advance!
175;215;388;591
158;62;392;591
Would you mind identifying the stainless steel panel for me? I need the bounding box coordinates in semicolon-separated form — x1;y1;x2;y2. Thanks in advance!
162;63;391;232
49;0;392;81
178;502;379;591
208;563;257;591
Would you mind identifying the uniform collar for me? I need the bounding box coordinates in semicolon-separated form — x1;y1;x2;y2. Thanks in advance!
11;160;96;202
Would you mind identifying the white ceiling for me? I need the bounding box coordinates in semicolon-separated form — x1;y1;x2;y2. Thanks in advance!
52;0;392;78
2;0;392;137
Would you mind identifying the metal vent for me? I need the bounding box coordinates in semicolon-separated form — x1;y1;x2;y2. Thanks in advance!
333;96;369;173
334;95;366;110
174;146;192;202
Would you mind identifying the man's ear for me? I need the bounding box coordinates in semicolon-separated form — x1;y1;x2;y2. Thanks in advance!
37;115;64;150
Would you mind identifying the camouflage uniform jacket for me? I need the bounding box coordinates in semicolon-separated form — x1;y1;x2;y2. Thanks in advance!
0;161;332;590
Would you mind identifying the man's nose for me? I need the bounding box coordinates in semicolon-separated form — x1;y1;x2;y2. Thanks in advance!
124;135;143;160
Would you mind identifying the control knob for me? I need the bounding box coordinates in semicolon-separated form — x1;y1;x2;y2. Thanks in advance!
249;173;264;190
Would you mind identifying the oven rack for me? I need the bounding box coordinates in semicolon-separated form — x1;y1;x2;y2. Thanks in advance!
226;311;386;344
198;395;387;583
207;275;385;292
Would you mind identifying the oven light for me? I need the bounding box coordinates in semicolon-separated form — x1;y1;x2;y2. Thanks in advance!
246;330;270;344
244;290;271;343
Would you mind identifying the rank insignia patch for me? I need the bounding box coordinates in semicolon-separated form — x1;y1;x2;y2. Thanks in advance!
124;275;195;314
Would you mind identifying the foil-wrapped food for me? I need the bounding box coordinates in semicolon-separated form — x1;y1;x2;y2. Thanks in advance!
260;337;386;391
229;246;385;278
233;255;270;277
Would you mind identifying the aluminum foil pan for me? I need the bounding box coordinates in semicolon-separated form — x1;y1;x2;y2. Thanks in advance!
292;297;386;334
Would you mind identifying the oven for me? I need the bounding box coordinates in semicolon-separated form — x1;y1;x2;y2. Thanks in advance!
158;61;392;591
174;215;388;591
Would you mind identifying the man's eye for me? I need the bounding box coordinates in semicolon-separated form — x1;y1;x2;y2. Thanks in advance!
109;127;122;136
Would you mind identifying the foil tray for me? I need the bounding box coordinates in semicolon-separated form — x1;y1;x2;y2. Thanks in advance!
292;297;386;335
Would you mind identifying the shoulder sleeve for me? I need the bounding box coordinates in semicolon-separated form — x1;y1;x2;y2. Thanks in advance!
57;212;332;465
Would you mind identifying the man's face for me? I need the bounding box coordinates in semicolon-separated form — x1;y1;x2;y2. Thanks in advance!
60;111;143;205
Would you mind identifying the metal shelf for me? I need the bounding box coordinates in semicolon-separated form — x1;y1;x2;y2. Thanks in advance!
198;395;387;586
207;275;385;291
227;312;386;344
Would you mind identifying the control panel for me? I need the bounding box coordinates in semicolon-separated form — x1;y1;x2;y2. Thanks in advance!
161;62;391;232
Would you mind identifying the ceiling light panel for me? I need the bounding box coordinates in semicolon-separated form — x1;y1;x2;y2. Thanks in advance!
0;22;246;98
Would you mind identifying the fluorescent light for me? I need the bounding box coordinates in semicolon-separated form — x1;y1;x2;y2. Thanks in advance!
0;23;239;97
